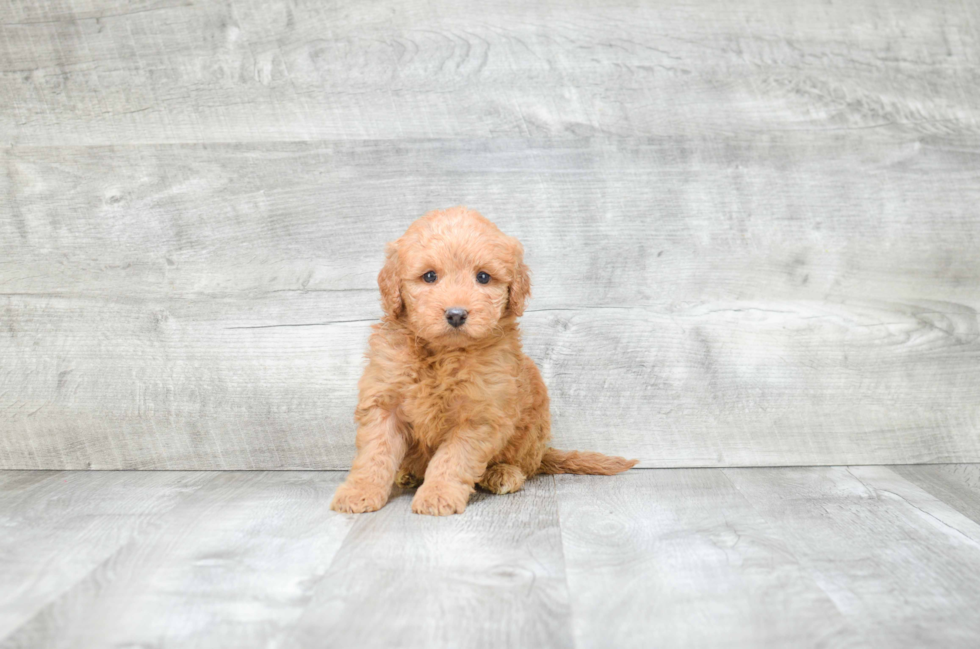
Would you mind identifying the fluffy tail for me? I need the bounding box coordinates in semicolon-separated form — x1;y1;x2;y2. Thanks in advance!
537;448;638;475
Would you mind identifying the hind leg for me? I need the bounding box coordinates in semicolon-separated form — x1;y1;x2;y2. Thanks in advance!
478;463;526;495
395;468;423;489
395;447;429;489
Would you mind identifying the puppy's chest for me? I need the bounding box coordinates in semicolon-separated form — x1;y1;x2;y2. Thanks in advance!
400;356;491;442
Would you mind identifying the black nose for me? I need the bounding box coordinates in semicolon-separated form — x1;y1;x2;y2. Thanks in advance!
445;307;468;328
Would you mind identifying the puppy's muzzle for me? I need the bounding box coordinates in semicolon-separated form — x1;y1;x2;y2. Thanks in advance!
445;307;468;328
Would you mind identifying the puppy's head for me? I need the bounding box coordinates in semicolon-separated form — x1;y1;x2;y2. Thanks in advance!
377;207;530;347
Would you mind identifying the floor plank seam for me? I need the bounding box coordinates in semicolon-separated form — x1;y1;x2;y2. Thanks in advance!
718;467;870;645
548;475;580;649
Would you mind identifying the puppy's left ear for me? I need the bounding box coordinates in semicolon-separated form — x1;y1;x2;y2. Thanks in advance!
508;241;531;317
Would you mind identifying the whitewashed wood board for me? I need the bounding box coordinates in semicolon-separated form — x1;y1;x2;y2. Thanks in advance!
0;470;212;639
1;137;978;469
280;477;572;649
725;466;980;648
3;138;979;304
4;467;980;648
2;0;979;144
0;471;353;649
556;470;865;648
893;464;980;526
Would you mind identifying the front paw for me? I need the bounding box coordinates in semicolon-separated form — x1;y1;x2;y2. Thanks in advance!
330;481;390;514
411;481;470;516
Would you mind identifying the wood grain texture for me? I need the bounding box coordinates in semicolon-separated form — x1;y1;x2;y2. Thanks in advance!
4;138;980;303
2;136;978;468
4;467;980;647
555;470;864;648
1;471;353;649
893;464;980;526
280;476;573;649
1;0;979;144
726;466;980;648
0;470;212;639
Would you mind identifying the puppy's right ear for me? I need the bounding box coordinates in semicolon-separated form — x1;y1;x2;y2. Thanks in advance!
377;242;403;317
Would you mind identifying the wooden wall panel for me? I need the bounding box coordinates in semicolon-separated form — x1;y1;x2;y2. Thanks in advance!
2;138;977;468
1;0;979;144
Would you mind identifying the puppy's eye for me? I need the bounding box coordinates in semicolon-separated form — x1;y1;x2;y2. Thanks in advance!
422;271;437;283
476;271;491;285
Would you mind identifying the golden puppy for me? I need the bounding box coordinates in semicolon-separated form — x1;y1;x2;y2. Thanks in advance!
331;207;637;516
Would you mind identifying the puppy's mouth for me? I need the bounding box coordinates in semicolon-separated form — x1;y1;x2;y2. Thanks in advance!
443;325;472;338
435;320;483;344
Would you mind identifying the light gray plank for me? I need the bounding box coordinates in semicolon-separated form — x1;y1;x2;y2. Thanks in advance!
0;471;354;649
0;294;369;470
893;464;980;526
3;138;979;306
1;137;978;469
1;0;979;144
0;470;61;492
0;470;213;640
280;477;573;649
556;470;863;648
726;466;980;648
4;467;980;648
1;294;977;470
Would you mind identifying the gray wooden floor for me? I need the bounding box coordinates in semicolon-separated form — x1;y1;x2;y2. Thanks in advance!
2;466;979;648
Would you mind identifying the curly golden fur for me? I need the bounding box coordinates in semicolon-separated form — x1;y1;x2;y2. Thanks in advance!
331;207;637;516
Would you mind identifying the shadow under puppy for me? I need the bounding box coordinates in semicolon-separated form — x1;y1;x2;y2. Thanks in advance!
331;207;637;516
